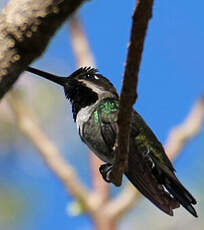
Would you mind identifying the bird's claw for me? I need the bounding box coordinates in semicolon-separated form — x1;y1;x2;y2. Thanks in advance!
99;163;113;183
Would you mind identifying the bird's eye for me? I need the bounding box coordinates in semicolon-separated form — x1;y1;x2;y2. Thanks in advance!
86;74;92;79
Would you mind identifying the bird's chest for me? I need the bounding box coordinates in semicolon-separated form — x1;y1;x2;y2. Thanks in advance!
76;105;93;135
76;107;115;163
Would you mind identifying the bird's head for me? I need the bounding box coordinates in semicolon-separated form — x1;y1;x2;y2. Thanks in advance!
64;67;118;102
27;66;119;121
64;67;118;120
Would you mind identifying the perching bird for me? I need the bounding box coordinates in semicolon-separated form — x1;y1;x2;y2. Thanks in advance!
26;66;197;217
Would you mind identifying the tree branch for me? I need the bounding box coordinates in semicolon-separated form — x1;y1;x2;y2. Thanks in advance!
106;95;204;220
0;0;86;99
104;183;140;221
69;15;95;67
110;0;154;186
165;95;204;160
69;16;114;230
6;91;96;214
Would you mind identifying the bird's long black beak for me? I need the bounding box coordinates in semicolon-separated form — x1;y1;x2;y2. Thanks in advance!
26;66;67;86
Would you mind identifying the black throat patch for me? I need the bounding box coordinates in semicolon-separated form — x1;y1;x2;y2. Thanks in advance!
64;79;98;121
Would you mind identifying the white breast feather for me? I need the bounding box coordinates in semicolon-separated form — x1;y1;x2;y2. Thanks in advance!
76;79;115;135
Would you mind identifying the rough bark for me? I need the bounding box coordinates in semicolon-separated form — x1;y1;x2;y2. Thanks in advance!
110;0;154;186
0;0;85;99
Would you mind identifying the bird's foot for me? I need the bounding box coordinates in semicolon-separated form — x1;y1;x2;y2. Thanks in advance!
99;163;113;183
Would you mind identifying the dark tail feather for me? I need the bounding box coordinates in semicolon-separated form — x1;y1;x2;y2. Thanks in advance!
125;171;180;216
150;154;198;217
163;176;198;217
125;152;181;216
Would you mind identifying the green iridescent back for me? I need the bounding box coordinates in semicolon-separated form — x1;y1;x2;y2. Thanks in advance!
95;99;119;123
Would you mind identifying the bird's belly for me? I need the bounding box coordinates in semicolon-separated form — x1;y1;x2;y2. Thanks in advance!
85;140;114;163
80;121;115;164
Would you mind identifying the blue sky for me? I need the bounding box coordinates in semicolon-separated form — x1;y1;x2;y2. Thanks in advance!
0;0;204;229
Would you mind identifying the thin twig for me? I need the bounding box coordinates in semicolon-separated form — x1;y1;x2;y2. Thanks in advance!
6;92;96;214
69;16;114;230
110;0;154;186
69;15;95;67
106;95;204;220
104;184;140;221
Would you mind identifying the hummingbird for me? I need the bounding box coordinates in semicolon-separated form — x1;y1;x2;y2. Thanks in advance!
26;66;197;217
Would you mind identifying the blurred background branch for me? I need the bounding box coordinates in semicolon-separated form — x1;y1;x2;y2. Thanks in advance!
165;95;204;160
6;92;97;214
